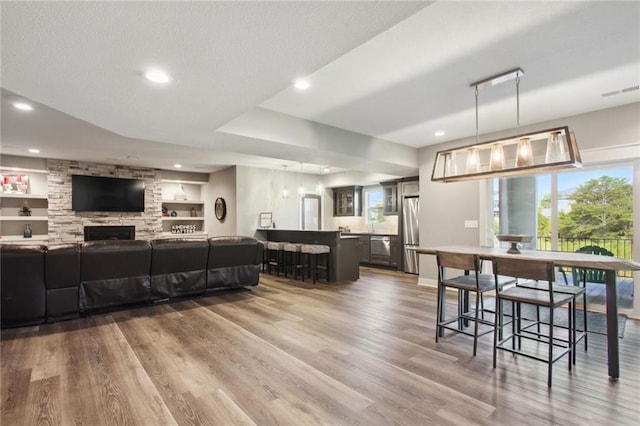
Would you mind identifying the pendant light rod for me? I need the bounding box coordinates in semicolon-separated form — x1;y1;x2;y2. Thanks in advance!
470;67;524;90
516;75;520;135
474;86;479;143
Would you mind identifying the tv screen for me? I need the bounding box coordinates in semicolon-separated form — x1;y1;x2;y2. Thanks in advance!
72;175;145;212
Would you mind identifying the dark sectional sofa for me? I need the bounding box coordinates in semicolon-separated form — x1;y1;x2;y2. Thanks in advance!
0;236;263;328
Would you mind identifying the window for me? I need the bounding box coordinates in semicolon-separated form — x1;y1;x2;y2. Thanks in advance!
490;162;634;312
364;186;384;224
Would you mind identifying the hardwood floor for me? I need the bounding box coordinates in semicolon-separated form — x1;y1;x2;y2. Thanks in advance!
2;267;639;425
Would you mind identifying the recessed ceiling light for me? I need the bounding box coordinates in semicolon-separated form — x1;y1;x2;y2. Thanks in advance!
434;130;445;137
174;164;182;168
144;69;171;84
294;79;310;91
28;148;40;154
323;167;331;173
13;102;33;111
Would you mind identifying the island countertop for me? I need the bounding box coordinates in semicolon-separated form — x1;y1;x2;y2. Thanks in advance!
255;229;360;282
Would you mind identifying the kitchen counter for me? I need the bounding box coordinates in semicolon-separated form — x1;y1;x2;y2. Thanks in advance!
341;232;399;237
255;229;360;282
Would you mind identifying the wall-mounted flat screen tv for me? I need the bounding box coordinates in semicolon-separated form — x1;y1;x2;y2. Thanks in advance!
72;175;145;212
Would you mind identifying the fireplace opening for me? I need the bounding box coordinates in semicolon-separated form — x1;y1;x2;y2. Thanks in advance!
84;226;135;241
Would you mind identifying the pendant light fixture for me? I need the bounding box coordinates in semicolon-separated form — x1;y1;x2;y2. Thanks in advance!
298;162;305;197
431;68;582;182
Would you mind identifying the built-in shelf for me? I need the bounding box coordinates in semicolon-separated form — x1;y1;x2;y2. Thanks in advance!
162;217;205;221
161;199;204;205
0;166;48;174
160;179;207;185
0;193;48;199
0;216;48;221
0;234;48;242
158;232;208;239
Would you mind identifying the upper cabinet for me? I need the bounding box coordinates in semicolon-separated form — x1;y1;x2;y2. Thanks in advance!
333;186;362;217
381;180;398;215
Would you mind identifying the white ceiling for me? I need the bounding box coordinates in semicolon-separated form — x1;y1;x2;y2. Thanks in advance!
1;1;639;177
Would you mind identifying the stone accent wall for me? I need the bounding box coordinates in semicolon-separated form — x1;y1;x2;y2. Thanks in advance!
47;159;162;243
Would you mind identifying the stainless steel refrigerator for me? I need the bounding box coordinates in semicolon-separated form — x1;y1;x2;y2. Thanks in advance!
402;196;419;274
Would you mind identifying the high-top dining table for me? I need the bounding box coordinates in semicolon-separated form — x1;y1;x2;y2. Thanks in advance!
415;245;640;379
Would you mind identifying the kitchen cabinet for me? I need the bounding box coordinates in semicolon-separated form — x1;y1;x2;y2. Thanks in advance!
389;235;400;267
352;233;399;269
333;186;362;216
381;181;398;215
358;235;370;262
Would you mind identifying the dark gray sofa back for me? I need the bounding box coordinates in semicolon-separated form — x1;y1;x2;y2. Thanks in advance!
0;244;46;327
150;238;209;298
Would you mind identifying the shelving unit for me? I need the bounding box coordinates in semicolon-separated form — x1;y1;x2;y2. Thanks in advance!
160;179;207;238
0;167;49;244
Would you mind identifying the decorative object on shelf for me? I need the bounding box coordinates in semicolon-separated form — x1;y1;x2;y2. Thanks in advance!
174;183;187;201
215;197;226;221
2;174;30;193
190;207;197;217
170;210;177;217
23;224;32;238
259;212;273;228
496;234;533;254
431;68;581;182
161;205;169;217
171;224;197;234
19;202;32;216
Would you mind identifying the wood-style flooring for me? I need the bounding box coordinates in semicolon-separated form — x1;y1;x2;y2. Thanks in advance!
2;267;639;425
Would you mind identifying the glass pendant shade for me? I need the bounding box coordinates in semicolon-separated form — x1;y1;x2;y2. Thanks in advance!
282;186;288;199
432;126;581;182
444;152;457;177
515;137;534;167
489;144;505;171
316;182;323;196
465;148;481;174
545;131;566;163
298;184;304;197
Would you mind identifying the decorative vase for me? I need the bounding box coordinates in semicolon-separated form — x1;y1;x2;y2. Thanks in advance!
174;184;187;201
23;224;32;238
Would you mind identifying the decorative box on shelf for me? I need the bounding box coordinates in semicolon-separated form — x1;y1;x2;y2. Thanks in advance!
171;224;198;234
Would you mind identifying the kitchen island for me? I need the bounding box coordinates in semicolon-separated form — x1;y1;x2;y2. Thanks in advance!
256;229;360;282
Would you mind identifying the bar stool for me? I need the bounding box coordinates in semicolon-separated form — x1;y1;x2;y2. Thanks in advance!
300;244;330;284
283;243;304;279
436;251;514;356
266;241;286;276
257;240;268;272
492;257;575;387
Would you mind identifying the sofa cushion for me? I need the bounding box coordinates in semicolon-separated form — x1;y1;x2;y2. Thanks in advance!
0;244;46;327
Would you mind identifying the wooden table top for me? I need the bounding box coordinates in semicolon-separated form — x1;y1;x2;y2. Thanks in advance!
415;245;640;272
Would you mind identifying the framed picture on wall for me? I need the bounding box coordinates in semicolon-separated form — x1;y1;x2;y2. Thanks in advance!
259;212;272;228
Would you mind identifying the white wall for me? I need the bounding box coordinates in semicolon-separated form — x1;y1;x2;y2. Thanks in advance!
418;102;640;287
235;166;326;237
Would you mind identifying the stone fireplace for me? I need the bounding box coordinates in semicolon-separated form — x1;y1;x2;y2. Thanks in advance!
84;225;135;241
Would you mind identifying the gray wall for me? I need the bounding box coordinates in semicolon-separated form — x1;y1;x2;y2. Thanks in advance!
203;166;237;238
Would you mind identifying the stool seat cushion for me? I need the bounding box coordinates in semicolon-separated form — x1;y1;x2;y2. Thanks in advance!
284;243;302;252
267;241;287;250
301;244;330;254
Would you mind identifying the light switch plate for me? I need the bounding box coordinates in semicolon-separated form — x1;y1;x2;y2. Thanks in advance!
464;220;478;228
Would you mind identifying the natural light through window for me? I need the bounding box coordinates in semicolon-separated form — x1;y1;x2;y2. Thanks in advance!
364;187;384;224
